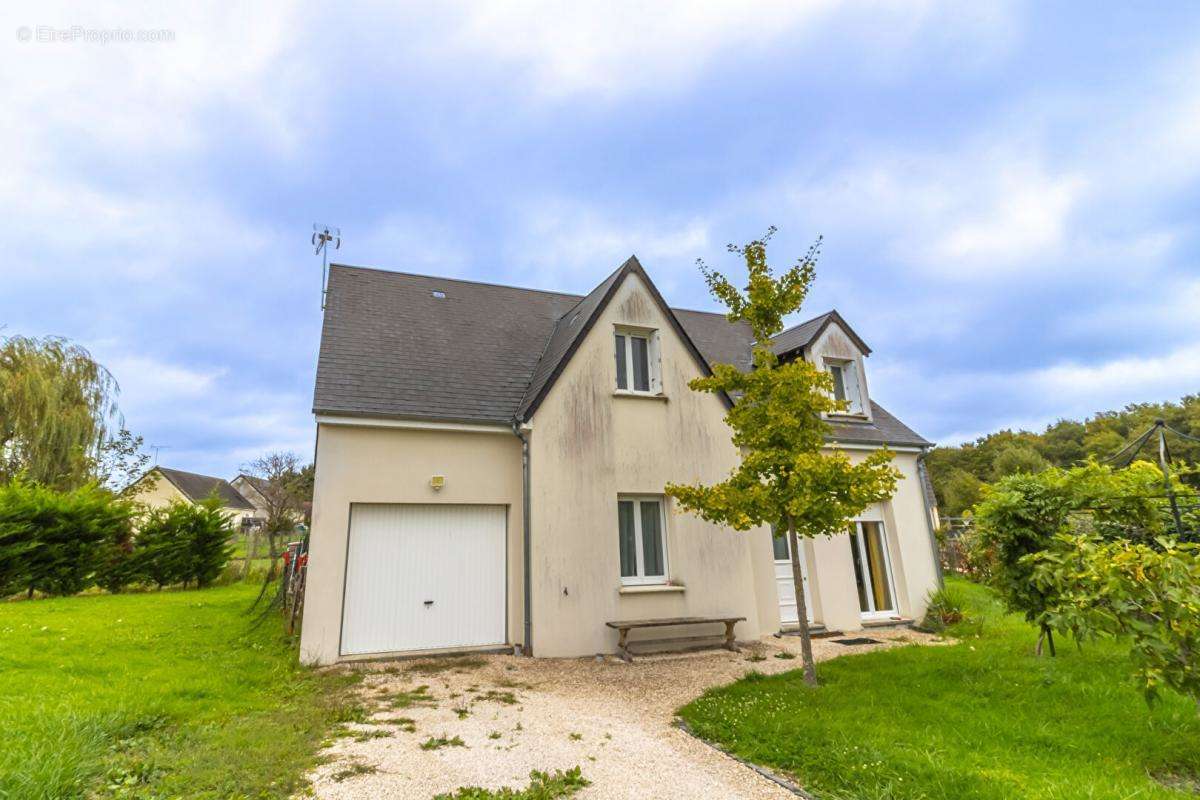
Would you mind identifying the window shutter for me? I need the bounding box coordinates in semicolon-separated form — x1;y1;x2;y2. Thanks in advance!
844;363;862;413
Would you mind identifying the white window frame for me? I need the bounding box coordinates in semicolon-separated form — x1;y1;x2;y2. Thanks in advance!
617;495;669;586
614;327;662;395
825;358;864;415
849;520;898;619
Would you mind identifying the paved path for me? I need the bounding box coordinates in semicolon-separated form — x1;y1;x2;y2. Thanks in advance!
308;628;936;799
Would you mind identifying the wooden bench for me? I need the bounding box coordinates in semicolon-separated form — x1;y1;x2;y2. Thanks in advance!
605;616;746;662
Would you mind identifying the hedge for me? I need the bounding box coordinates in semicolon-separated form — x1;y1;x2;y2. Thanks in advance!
0;477;235;597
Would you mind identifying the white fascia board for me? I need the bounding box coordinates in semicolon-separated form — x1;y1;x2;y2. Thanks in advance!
315;414;513;435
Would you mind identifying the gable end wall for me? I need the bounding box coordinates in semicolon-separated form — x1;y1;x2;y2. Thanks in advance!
527;272;779;657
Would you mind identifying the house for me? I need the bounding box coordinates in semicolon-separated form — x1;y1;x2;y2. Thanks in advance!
129;466;257;529
299;258;941;665
230;474;271;527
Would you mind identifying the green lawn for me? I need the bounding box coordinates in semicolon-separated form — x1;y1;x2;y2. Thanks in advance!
0;582;359;800
679;579;1200;799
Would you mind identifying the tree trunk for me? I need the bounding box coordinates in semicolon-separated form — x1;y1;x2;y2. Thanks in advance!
1036;624;1057;657
787;517;817;686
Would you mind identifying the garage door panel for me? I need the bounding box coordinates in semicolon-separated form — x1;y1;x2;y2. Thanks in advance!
340;504;506;656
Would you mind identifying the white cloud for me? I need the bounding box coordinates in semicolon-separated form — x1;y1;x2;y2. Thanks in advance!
437;1;837;99
104;356;224;401
433;0;1019;100
506;199;711;290
929;167;1085;265
0;2;312;157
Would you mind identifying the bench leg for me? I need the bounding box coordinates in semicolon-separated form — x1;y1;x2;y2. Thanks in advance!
724;620;740;653
617;627;633;663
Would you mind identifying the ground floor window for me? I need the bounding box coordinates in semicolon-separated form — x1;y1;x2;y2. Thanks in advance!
849;520;896;617
618;496;667;585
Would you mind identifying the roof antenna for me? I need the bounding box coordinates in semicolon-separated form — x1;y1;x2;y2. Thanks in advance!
312;223;341;309
149;445;169;465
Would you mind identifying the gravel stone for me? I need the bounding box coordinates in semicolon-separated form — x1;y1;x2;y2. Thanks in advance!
307;629;940;799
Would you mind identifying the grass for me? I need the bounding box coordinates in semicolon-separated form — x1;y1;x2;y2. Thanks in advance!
330;760;378;783
420;734;467;750
390;685;437;709
408;656;487;675
431;768;589;799
679;578;1200;800
0;581;360;799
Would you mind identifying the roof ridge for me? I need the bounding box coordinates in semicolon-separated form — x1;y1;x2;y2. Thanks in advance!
773;309;837;339
155;465;223;482
329;263;585;300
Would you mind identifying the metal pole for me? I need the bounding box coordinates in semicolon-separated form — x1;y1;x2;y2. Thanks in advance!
1156;420;1186;537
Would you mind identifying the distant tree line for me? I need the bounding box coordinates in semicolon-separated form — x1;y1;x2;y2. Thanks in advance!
928;395;1200;516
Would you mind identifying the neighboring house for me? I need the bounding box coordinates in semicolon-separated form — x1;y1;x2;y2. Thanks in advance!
230;474;271;526
300;258;941;665
129;466;257;528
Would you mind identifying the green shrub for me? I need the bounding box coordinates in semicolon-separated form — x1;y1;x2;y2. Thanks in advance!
133;495;234;589
972;461;1190;650
919;583;975;634
1030;534;1200;707
0;478;133;597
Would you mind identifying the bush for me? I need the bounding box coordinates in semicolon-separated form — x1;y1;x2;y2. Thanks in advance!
0;478;133;597
132;495;235;589
1030;534;1200;708
919;583;971;634
972;469;1071;631
0;479;234;598
971;460;1191;650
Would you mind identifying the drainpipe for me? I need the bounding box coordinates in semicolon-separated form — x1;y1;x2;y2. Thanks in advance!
916;449;944;587
511;420;533;655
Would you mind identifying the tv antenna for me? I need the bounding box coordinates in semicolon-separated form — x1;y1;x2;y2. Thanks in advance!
149;445;169;465
312;223;341;309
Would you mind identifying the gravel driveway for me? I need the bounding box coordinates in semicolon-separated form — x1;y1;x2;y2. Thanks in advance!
308;629;935;799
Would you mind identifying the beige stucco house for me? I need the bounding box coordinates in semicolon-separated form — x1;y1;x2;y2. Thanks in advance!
300;258;941;665
129;466;257;527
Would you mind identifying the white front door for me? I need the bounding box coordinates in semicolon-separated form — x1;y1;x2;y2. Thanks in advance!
340;504;507;656
773;530;814;626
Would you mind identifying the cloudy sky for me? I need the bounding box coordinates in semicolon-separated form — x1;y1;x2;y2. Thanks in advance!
4;2;1199;478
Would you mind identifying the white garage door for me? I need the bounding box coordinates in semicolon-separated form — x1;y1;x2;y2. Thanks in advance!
340;504;506;656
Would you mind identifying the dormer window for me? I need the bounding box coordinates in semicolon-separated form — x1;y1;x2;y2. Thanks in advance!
827;359;864;415
615;328;661;394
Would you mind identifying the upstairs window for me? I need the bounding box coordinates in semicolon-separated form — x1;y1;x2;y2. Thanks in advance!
614;329;660;394
827;359;864;414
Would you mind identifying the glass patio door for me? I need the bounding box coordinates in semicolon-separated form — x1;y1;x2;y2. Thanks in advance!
849;521;897;619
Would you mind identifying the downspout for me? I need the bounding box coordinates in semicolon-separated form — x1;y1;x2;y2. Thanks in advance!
916;448;944;587
511;420;533;655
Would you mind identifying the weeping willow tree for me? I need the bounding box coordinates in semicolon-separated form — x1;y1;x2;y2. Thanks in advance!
0;335;121;489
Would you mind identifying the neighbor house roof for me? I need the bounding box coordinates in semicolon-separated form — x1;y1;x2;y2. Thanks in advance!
154;467;254;510
314;262;931;448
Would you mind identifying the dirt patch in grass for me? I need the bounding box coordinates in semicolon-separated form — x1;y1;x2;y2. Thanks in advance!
1152;767;1200;794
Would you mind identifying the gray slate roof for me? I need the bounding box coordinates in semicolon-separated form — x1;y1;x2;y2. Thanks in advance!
155;467;254;509
314;262;931;448
770;309;871;357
